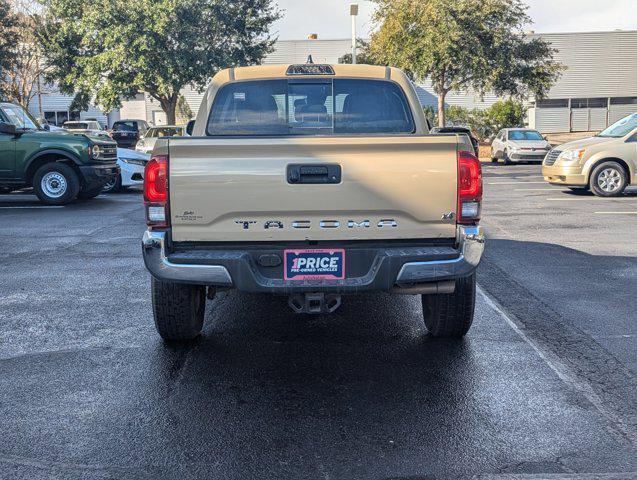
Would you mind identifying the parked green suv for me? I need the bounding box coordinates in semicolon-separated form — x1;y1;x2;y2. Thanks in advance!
0;102;119;205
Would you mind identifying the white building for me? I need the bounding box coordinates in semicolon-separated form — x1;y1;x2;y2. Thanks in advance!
30;30;637;133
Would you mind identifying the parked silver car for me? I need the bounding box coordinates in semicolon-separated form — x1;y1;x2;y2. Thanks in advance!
491;128;552;164
62;120;110;138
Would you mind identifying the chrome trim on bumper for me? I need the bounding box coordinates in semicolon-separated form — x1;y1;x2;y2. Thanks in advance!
142;230;233;286
395;225;485;285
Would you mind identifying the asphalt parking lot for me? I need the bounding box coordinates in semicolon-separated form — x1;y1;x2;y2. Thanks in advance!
0;166;636;479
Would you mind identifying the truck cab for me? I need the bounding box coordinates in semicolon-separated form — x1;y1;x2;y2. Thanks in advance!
141;64;485;342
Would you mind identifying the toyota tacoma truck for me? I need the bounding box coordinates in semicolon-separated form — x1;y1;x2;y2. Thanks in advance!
0;102;119;204
141;63;485;341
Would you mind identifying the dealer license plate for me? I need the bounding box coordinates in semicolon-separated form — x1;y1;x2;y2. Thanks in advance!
284;249;345;281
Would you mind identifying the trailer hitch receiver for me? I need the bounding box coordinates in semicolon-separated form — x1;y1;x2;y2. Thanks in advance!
288;293;342;314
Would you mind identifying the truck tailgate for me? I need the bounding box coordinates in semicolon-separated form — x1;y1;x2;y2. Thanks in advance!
168;136;458;242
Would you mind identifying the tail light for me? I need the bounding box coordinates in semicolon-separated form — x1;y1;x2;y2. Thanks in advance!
457;150;482;225
144;155;169;228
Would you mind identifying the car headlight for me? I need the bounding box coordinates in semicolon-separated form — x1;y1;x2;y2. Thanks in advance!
91;145;101;159
558;148;586;161
509;145;521;153
120;157;147;166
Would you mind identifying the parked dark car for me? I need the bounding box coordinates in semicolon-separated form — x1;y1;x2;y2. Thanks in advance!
430;126;479;156
109;119;150;148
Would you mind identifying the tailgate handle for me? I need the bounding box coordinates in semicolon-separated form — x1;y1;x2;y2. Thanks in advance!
287;164;341;184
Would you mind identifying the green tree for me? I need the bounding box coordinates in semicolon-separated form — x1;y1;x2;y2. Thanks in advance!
38;0;281;124
485;99;526;134
369;0;563;127
338;40;379;65
0;0;19;99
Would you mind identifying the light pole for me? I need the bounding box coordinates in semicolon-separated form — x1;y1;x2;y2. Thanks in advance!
350;4;358;64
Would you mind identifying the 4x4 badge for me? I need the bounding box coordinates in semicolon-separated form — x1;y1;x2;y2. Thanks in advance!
235;220;257;230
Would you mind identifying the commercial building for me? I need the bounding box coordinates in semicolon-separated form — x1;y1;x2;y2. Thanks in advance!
28;30;637;134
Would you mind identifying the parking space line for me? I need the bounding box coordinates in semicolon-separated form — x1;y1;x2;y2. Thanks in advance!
593;211;637;214
0;206;65;209
487;181;547;185
477;286;636;444
515;189;554;192
546;198;637;203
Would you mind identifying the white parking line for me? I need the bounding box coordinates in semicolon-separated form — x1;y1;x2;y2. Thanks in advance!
0;206;64;209
593;211;637;214
487;181;547;185
546;198;637;203
545;197;600;201
514;188;557;191
477;286;636;444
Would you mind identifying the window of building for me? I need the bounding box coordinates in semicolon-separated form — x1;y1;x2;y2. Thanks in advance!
571;98;588;109
610;97;637;105
43;111;57;125
587;98;607;108
571;98;608;109
536;99;568;108
43;110;74;126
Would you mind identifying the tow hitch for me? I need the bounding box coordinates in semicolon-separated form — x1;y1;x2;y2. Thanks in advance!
288;293;342;314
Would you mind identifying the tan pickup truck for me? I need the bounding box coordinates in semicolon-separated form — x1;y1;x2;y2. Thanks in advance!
141;63;484;342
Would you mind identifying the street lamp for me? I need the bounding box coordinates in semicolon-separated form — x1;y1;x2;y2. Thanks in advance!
350;4;358;64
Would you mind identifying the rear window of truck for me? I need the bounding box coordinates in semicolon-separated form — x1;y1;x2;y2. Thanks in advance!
206;79;415;136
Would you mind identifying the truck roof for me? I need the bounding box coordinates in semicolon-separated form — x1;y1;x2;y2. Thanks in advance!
219;64;399;82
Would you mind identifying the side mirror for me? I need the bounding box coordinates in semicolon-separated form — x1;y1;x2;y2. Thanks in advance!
186;119;195;136
43;124;51;131
0;122;17;135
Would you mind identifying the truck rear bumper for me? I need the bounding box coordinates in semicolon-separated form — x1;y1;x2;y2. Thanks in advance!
141;226;485;293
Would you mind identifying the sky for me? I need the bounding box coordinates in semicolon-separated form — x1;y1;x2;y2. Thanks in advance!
271;0;637;40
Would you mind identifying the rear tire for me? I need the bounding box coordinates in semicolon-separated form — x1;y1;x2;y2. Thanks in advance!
589;161;627;197
151;278;206;341
422;273;476;338
490;157;498;163
33;162;80;205
503;149;513;165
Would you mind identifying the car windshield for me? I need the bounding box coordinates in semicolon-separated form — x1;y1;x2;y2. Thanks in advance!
207;79;415;136
508;130;543;140
113;121;138;132
147;127;183;138
64;122;89;129
597;114;637;138
1;104;40;130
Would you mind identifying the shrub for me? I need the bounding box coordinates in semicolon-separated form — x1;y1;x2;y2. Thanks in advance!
424;100;526;142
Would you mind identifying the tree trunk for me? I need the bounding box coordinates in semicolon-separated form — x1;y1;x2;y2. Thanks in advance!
159;96;178;125
437;91;446;127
